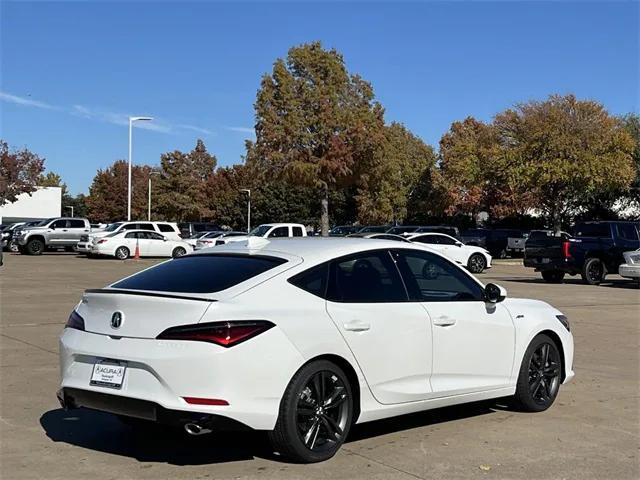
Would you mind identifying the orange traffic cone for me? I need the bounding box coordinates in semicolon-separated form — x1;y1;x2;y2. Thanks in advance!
134;238;140;260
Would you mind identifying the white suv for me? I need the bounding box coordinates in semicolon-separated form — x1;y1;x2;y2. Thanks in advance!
215;223;307;246
76;221;181;254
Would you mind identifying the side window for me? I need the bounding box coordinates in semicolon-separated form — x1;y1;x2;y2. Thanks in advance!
436;235;457;245
69;220;86;228
617;224;639;241
157;223;175;233
395;250;484;302
268;226;289;238
327;250;407;303
125;232;138;239
137;223;155;231
123;224;136;230
288;263;328;298
292;226;304;237
51;220;67;229
413;235;439;245
147;232;164;240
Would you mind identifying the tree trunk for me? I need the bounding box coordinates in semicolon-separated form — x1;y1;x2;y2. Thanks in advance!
320;189;329;237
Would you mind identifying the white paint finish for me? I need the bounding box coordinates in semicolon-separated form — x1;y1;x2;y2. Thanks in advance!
59;237;574;432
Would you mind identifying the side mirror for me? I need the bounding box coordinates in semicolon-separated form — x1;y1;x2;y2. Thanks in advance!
163;237;168;242
455;241;463;247
50;224;56;230
484;283;507;303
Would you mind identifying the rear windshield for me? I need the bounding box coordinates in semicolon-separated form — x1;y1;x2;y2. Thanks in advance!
111;254;287;293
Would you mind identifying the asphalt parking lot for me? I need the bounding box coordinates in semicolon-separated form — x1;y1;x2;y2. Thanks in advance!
1;252;638;479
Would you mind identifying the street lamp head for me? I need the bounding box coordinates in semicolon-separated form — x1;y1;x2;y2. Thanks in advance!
240;188;251;194
130;116;154;122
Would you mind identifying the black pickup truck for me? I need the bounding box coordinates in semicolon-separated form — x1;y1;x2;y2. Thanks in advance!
524;221;640;285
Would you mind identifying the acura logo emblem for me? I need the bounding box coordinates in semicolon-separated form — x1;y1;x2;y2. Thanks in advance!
111;311;123;329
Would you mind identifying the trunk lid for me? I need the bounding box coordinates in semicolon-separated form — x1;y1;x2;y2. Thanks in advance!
77;290;214;339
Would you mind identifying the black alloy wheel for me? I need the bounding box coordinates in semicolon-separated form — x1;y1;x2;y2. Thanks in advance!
467;253;487;273
270;360;353;463
26;239;44;255
582;257;605;285
513;334;562;412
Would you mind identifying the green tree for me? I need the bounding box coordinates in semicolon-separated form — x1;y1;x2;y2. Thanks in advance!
252;41;385;235
86;160;152;222
621;113;640;208
0;141;45;205
494;94;636;229
156;139;217;221
356;122;437;224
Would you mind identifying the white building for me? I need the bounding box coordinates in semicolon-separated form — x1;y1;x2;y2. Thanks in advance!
0;187;62;224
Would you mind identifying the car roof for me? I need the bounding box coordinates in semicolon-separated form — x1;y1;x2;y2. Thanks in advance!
194;237;439;265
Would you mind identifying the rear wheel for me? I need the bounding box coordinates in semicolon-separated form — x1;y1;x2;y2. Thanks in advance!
467;253;487;273
269;360;353;463
513;334;562;412
172;247;187;258
541;270;565;283
582;257;605;285
115;246;129;260
26;239;44;255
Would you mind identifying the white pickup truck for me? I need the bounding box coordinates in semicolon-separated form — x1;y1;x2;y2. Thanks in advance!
214;223;307;246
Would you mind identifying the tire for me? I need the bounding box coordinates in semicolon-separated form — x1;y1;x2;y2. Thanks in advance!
269;360;353;463
8;240;18;253
172;247;187;258
513;334;562;412
467;253;487;273
26;239;45;255
115;246;129;260
541;270;565;283
581;257;605;285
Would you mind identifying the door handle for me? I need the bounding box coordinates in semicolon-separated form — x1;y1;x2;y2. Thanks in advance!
433;315;456;327
344;320;370;332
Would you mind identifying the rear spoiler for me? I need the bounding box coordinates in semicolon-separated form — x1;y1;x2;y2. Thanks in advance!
84;288;217;303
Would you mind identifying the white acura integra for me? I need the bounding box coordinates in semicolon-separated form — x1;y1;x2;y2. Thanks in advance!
58;237;574;463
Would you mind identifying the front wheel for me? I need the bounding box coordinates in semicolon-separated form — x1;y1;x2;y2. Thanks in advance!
172;247;187;258
26;239;45;255
467;253;487;273
582;258;605;285
513;334;562;412
269;360;353;463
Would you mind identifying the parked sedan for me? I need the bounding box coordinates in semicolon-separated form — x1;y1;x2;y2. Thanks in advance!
348;233;411;242
406;232;492;273
58;237;573;463
619;249;640;285
89;230;192;259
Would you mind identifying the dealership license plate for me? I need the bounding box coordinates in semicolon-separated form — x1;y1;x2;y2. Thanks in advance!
90;360;126;389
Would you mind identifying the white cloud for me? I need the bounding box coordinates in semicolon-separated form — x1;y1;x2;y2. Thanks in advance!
226;126;255;134
0;91;57;110
1;91;212;136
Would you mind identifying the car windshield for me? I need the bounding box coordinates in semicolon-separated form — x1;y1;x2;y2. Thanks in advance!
111;254;288;293
104;223;122;232
249;225;272;237
35;218;56;227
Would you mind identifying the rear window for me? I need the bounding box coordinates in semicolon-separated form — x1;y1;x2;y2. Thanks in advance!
111;254;287;293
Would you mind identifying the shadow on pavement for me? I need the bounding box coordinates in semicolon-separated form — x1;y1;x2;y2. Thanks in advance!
503;276;639;289
41;400;502;465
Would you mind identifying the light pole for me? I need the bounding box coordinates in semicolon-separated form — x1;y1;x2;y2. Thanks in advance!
148;171;161;221
128;116;153;221
65;206;74;217
240;189;251;233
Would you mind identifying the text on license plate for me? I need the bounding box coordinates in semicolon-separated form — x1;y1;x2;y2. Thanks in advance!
90;360;126;389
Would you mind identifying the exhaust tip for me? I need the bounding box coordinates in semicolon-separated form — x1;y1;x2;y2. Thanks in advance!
184;423;212;436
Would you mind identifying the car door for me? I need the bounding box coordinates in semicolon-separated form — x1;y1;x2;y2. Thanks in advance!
325;249;433;404
432;234;467;265
48;219;70;245
393;249;515;396
123;232;147;256
145;231;170;256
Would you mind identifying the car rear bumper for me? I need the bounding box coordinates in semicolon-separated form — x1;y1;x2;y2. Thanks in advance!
58;327;303;430
76;242;92;252
619;264;640;279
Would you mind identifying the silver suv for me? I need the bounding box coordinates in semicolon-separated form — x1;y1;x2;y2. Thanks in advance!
14;217;90;255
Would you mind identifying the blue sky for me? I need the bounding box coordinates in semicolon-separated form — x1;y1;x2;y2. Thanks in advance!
2;1;638;195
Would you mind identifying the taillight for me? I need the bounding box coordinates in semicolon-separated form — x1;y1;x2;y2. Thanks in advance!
66;310;85;330
562;241;572;259
97;239;108;244
157;320;274;347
